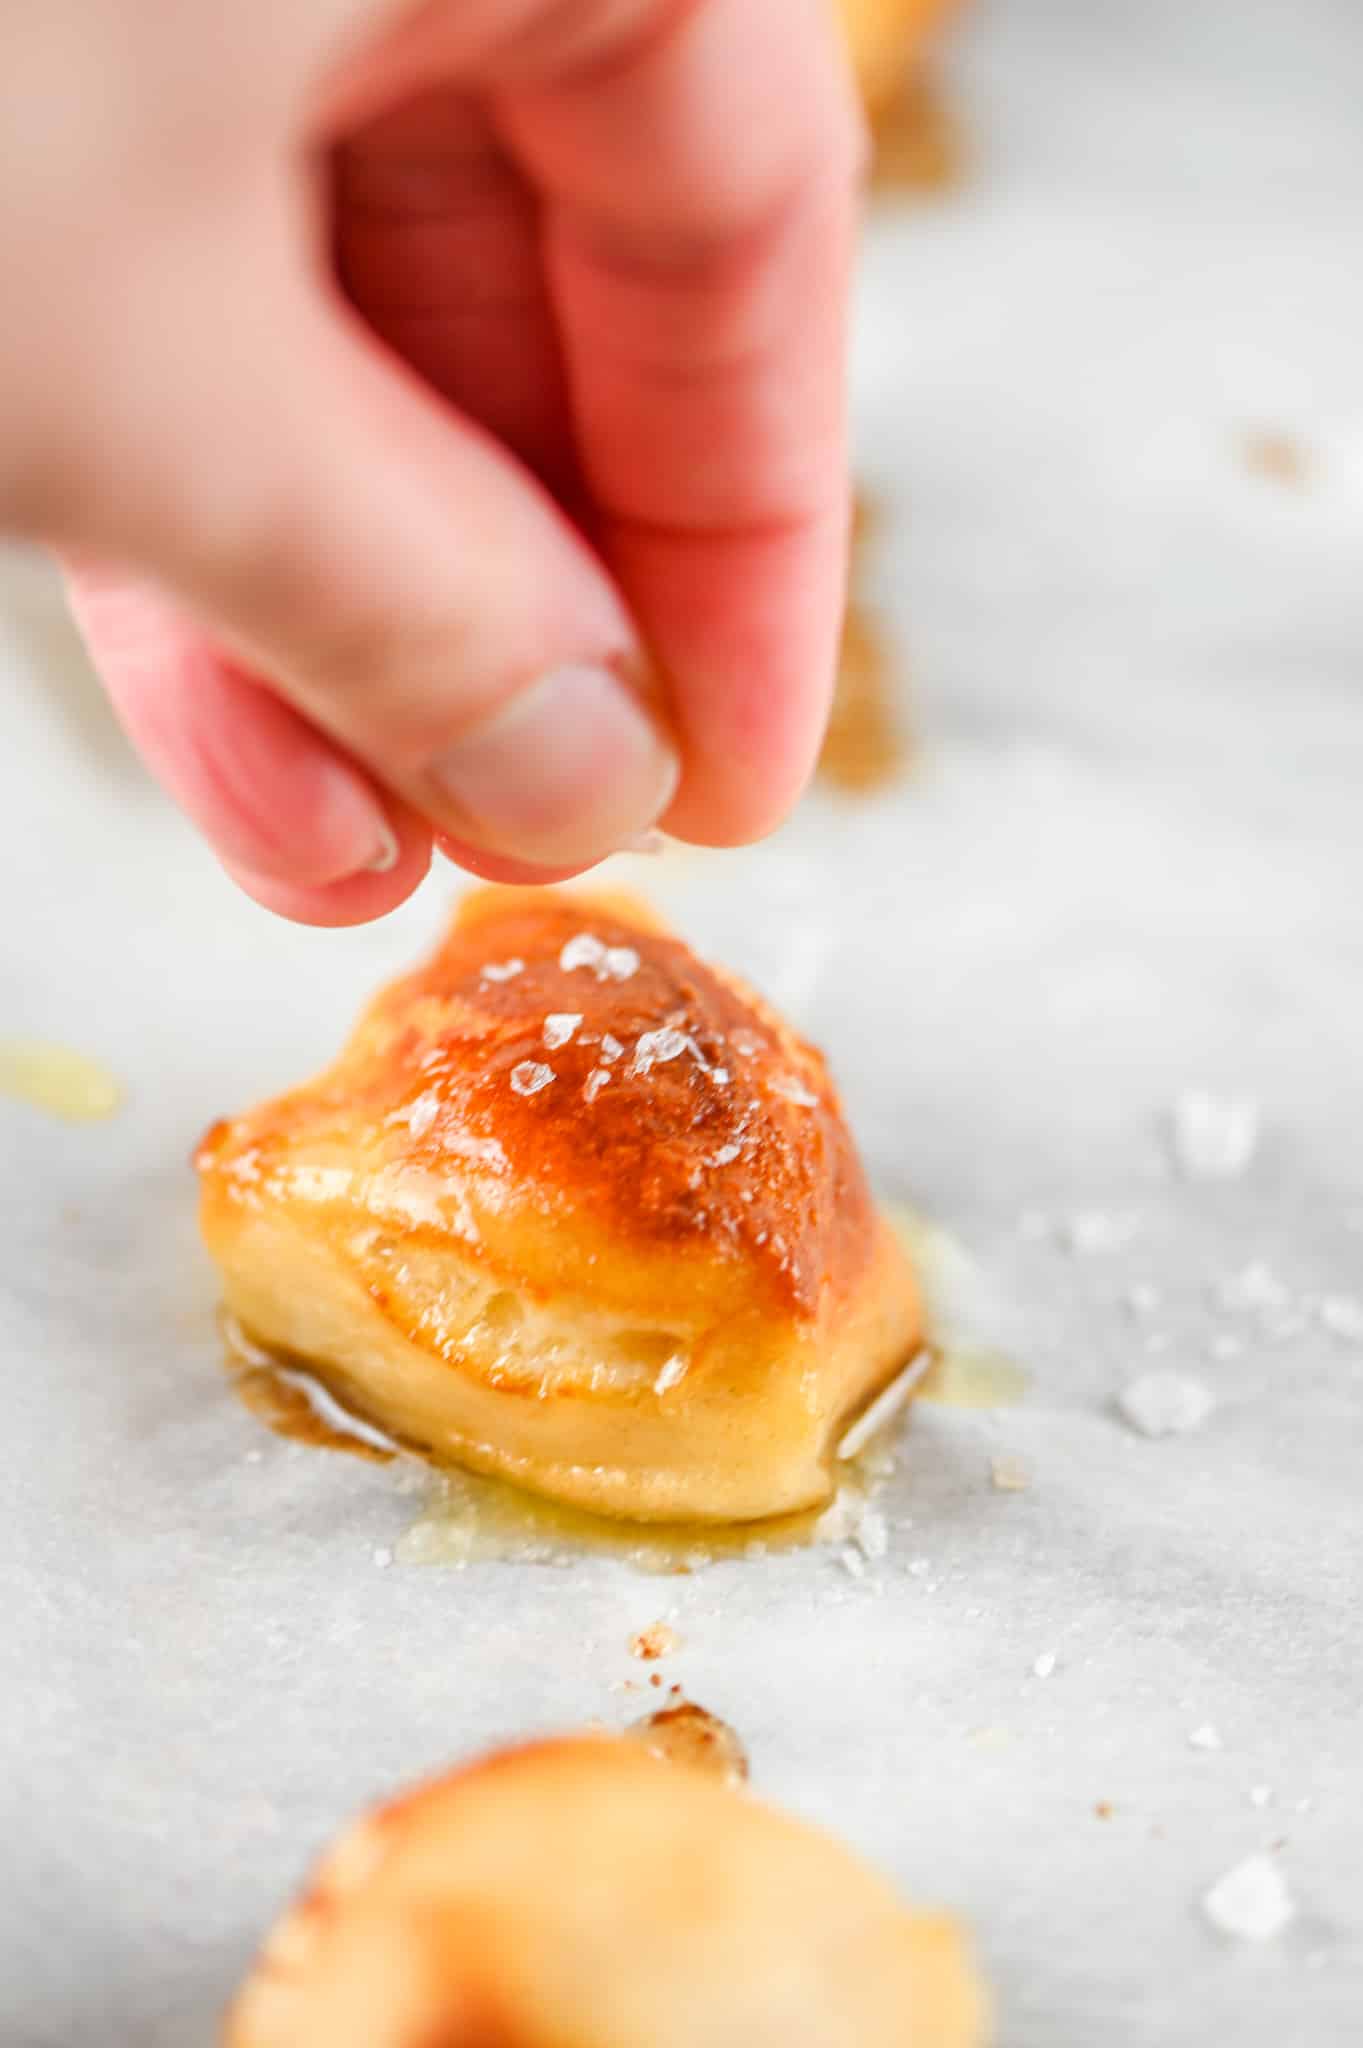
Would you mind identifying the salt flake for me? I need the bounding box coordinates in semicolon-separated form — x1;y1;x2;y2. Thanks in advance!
852;1506;889;1562
559;934;639;982
481;957;524;982
509;1061;554;1097
542;1012;582;1052
1117;1371;1216;1438
600;1034;624;1063
709;1142;742;1167
770;1072;819;1108
583;1068;612;1103
559;933;605;975
1216;1262;1289;1315
1170;1090;1261;1179
1319;1293;1363;1341
1202;1855;1295;1941
631;1028;690;1076
1060;1210;1139;1255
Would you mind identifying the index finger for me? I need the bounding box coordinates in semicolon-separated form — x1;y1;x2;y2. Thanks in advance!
492;0;865;845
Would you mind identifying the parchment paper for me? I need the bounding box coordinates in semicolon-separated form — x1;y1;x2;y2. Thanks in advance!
1;1;1359;2040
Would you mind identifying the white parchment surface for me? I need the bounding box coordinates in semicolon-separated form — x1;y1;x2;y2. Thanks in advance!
1;2;1359;2040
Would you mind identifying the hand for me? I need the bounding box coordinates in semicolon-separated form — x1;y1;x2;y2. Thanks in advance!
2;0;862;922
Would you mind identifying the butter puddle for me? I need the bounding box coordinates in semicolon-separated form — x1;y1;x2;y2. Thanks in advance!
0;1039;122;1122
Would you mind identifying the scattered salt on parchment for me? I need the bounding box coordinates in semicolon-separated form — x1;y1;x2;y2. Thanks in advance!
1202;1855;1295;1940
1318;1293;1363;1341
1118;1371;1216;1437
1060;1210;1139;1254
1170;1091;1261;1179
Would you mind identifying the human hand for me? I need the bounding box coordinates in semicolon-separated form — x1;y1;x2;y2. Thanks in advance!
1;0;862;922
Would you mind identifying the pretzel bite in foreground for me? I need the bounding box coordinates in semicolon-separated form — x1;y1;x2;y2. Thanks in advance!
225;1735;987;2048
197;889;923;1522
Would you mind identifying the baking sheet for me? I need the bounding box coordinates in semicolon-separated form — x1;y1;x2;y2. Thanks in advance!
1;0;1360;2039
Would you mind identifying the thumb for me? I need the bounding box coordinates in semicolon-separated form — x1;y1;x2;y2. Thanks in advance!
73;251;679;885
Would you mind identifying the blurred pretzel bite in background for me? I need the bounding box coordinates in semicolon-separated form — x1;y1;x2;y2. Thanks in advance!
225;1734;988;2048
197;889;924;1524
837;0;964;122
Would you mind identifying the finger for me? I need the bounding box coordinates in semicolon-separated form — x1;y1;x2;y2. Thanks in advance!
66;567;429;900
334;86;577;497
63;184;679;876
219;843;433;928
489;0;864;843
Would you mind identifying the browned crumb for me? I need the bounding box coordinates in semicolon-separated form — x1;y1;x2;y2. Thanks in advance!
1241;430;1310;487
989;1454;1030;1493
624;1702;750;1787
1094;1801;1114;1821
630;1623;680;1662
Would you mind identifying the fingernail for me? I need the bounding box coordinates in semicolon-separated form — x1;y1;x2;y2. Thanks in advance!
427;663;678;867
364;815;401;873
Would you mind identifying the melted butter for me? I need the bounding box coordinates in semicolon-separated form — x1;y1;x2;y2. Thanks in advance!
625;1702;749;1786
0;1039;122;1122
393;1461;884;1577
221;1314;888;1568
889;1204;1031;1410
916;1350;1029;1409
222;1313;397;1463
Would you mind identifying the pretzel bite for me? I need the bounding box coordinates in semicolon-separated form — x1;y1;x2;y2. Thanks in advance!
197;889;923;1522
225;1736;987;2048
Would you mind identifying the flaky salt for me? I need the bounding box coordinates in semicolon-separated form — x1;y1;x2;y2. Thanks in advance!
1319;1293;1363;1341
560;933;639;981
583;1068;612;1103
1117;1371;1216;1438
1202;1855;1295;1940
1216;1262;1289;1315
1060;1210;1138;1254
709;1143;742;1167
631;1028;690;1075
770;1073;818;1107
509;1061;554;1097
1170;1091;1261;1179
481;958;524;982
542;1012;582;1051
853;1506;889;1562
